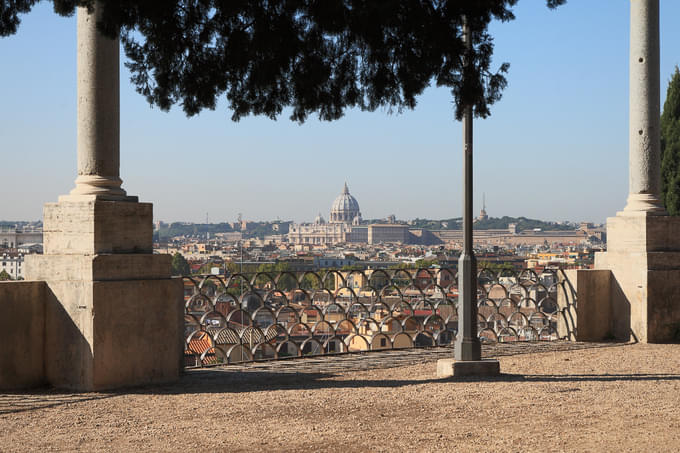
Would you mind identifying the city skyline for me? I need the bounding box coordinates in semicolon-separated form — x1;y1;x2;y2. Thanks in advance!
3;1;680;223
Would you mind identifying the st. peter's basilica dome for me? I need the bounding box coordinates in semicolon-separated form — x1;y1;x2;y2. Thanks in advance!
330;183;361;223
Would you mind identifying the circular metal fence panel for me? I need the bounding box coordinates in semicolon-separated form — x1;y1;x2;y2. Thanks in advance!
183;267;569;367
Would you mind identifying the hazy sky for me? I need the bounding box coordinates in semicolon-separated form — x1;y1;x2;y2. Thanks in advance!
2;1;680;224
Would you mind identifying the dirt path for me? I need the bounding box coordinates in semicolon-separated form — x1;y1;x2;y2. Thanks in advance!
2;343;679;452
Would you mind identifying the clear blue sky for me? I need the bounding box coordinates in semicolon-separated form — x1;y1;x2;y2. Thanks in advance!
2;1;680;224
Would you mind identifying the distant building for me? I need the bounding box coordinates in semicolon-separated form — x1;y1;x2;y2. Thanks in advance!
0;227;42;249
287;183;445;246
216;232;243;242
313;256;357;268
1;253;24;279
288;183;365;245
368;224;410;244
240;220;257;231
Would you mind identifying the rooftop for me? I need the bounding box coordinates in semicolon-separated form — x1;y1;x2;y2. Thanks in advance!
2;342;679;452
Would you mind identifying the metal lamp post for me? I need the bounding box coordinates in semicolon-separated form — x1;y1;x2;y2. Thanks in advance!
454;17;481;362
437;16;500;377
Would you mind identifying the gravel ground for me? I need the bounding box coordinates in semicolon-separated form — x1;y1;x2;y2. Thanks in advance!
2;342;679;452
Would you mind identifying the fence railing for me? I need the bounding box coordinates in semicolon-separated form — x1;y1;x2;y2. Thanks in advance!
183;267;572;367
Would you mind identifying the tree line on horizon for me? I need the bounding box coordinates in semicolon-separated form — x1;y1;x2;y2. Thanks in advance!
410;216;575;231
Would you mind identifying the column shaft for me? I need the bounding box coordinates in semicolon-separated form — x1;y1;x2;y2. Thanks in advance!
624;0;665;214
69;4;127;199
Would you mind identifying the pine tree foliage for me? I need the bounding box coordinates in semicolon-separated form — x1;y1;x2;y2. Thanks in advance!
1;0;564;123
661;66;680;215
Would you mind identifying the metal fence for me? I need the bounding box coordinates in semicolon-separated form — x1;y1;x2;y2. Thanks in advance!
183;267;570;367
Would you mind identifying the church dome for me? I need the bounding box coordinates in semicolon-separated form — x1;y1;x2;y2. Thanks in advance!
314;213;326;224
330;183;361;223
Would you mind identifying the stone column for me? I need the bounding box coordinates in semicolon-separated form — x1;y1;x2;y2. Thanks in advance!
623;0;665;214
25;4;183;391
66;5;130;200
593;0;680;343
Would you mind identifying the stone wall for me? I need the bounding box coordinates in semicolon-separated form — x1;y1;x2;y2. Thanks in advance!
557;269;625;342
0;281;46;390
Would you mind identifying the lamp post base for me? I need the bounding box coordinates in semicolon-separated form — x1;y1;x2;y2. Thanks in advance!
436;358;500;378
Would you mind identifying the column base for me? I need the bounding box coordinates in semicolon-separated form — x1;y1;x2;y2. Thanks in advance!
621;193;666;215
596;214;680;342
436;359;500;378
59;193;138;203
66;175;134;202
23;199;183;391
43;199;152;255
25;254;183;391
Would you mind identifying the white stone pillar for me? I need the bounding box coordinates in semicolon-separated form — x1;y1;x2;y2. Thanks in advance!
623;0;665;214
593;0;680;343
24;2;182;391
67;4;128;200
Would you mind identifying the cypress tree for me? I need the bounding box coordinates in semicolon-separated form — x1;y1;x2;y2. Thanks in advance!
661;66;680;215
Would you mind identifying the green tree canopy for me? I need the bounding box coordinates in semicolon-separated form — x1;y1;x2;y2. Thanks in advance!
478;260;513;272
255;262;295;289
2;0;563;122
0;269;11;281
171;252;190;276
661;66;680;215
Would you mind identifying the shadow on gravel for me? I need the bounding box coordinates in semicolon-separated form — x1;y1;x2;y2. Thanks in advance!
4;370;680;415
0;392;116;415
0;342;651;415
498;373;680;383
136;369;680;395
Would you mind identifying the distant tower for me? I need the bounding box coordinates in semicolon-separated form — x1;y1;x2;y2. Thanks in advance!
477;193;488;221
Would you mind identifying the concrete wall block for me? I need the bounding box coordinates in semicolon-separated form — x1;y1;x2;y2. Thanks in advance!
596;251;644;341
24;255;92;282
40;277;182;391
43;201;95;234
596;214;680;342
25;254;172;282
647;270;680;343
557;270;578;341
577;270;613;341
647;252;680;270
92;278;183;390
44;280;95;390
558;270;613;342
94;201;152;254
92;254;171;281
606;215;680;253
43;201;153;255
645;216;680;251
0;281;46;390
605;216;647;252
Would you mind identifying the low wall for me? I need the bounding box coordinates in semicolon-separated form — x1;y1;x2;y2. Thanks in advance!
0;280;46;390
558;269;617;341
